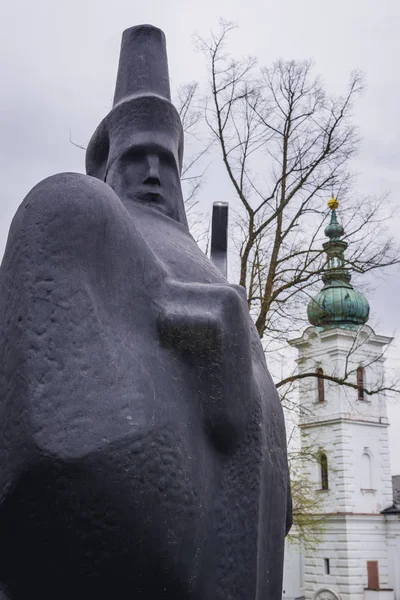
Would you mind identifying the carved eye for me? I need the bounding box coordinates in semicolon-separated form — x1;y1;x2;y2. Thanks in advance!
159;150;177;172
125;148;146;163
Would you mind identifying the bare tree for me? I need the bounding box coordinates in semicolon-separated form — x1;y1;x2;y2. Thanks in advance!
197;20;398;350
196;20;400;543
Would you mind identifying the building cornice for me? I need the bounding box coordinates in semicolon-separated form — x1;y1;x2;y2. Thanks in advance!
299;416;389;429
304;512;398;520
289;324;392;350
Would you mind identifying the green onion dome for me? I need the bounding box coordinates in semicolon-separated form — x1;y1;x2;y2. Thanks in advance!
307;197;370;330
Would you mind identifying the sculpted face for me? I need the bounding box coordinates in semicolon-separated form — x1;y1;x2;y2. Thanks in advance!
106;142;187;226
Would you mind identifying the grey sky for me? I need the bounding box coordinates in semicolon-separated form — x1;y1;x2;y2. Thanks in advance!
1;0;399;472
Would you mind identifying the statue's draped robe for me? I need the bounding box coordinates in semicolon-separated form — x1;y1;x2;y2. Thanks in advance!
0;173;290;599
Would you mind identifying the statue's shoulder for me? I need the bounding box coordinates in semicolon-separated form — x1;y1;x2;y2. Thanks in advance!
11;172;122;234
21;172;115;210
2;172;128;274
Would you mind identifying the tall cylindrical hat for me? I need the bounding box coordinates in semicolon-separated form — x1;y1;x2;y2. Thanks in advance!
86;25;184;181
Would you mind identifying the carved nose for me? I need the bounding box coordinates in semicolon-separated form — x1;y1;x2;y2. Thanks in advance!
144;156;161;186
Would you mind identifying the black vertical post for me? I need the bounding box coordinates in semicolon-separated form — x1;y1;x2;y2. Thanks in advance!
210;202;229;278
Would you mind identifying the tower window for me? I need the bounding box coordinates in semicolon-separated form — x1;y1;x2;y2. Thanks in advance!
324;558;330;574
316;367;325;403
357;366;365;401
319;452;329;490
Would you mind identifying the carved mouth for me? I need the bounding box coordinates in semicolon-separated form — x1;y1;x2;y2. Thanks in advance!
138;189;164;203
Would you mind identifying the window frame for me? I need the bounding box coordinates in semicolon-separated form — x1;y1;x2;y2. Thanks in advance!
316;367;325;403
319;451;329;491
357;366;365;401
324;558;330;575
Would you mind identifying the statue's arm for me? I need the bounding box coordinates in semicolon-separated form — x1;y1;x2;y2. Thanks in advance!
156;279;253;451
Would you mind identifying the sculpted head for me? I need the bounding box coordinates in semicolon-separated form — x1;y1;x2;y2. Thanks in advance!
106;141;184;222
86;25;188;227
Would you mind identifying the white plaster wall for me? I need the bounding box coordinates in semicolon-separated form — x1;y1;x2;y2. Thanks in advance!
303;516;391;600
283;538;304;600
284;516;400;600
298;421;392;514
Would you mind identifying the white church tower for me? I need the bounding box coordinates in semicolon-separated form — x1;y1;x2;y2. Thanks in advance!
283;198;400;600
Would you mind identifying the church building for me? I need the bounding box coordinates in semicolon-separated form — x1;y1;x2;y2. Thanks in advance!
282;199;400;600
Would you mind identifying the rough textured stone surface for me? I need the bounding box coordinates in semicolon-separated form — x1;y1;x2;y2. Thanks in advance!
0;24;291;600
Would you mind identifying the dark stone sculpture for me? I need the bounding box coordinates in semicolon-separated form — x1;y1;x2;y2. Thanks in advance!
0;25;291;599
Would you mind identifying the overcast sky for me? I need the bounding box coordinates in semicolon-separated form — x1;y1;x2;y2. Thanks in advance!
1;0;399;474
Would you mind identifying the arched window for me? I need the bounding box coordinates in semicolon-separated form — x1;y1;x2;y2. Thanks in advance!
319;452;329;490
316;367;325;403
357;366;365;401
361;451;373;490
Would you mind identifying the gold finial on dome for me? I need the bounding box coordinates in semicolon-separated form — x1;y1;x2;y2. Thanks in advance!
328;195;339;210
307;194;370;329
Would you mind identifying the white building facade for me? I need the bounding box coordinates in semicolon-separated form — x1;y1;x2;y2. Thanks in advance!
282;200;400;600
